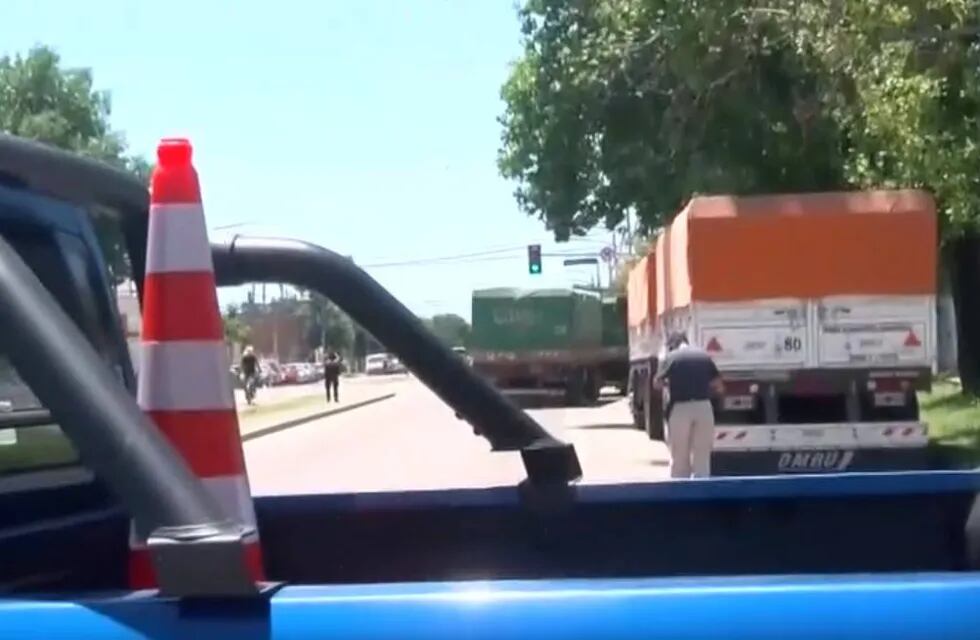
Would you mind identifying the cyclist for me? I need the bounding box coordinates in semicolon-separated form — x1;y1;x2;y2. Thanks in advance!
240;346;259;404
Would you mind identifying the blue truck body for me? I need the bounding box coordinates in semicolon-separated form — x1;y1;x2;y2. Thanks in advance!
4;573;980;640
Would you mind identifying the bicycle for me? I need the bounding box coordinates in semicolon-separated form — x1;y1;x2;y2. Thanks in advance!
242;374;258;405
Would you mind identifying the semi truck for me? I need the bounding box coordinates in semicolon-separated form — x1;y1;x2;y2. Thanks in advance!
469;287;605;405
3;134;980;638
628;190;938;474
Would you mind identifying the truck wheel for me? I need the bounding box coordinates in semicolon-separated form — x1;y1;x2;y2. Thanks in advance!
565;370;587;406
631;392;644;430
584;371;600;405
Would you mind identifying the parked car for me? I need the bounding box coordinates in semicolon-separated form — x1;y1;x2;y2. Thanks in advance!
452;346;473;366
262;361;285;386
280;363;300;384
388;356;407;374
365;353;392;376
301;363;317;383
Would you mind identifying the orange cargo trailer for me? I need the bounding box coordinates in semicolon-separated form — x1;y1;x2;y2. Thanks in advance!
626;253;658;360
625;252;665;438
660;190;937;310
633;189;938;475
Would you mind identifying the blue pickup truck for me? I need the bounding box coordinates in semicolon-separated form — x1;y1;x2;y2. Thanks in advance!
1;134;979;638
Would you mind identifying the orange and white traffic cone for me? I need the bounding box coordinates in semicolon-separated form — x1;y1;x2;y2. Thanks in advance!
128;138;264;588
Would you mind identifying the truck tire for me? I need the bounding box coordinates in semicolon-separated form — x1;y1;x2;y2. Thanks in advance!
565;373;585;407
631;392;644;430
584;370;601;405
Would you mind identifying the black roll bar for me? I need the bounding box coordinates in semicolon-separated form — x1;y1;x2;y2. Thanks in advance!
211;235;582;487
0;235;258;596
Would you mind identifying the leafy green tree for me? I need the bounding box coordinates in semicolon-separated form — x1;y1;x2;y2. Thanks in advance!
0;45;148;283
305;292;356;356
498;0;847;240
422;314;471;348
222;305;251;348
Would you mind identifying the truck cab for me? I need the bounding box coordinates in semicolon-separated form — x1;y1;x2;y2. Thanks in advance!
2;135;980;638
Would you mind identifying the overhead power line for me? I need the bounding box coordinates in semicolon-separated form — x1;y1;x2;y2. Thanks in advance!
358;245;605;269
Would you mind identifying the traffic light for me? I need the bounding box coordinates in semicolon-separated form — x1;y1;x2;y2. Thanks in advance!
527;244;542;274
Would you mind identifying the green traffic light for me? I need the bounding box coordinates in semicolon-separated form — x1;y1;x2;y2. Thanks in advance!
527;244;542;274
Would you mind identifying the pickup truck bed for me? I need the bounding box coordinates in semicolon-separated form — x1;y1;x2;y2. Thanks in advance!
6;471;980;594
5;472;980;638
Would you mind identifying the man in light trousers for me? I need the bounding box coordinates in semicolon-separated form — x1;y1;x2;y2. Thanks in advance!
653;332;724;478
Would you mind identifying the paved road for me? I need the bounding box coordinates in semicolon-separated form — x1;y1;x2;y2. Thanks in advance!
233;374;400;407
243;376;670;496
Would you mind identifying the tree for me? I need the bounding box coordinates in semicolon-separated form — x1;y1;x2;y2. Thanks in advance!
222;305;251;348
0;46;148;283
422;314;471;348
498;0;847;240
305;292;356;356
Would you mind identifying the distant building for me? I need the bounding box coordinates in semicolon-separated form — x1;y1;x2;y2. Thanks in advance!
240;303;308;363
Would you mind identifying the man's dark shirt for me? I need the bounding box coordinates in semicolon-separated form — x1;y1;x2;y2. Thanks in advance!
654;345;720;405
324;357;342;379
240;354;258;377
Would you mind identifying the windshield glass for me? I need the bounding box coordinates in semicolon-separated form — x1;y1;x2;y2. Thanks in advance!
0;3;975;500
0;185;131;479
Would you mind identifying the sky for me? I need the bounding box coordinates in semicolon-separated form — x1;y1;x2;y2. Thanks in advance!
1;0;618;321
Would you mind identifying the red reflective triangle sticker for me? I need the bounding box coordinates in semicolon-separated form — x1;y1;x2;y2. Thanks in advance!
705;337;722;352
904;330;922;348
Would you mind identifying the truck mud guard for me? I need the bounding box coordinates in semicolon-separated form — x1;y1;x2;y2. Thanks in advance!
0;235;260;597
211;236;582;488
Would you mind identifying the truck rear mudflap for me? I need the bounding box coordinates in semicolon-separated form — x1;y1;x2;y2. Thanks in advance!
711;421;933;475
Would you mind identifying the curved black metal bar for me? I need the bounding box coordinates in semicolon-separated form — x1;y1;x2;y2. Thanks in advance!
211;236;582;486
0;235;261;594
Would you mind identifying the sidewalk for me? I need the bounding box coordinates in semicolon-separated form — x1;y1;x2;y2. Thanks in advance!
236;384;396;441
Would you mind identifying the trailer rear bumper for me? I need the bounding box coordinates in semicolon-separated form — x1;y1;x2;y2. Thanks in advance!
720;365;933;393
711;447;934;475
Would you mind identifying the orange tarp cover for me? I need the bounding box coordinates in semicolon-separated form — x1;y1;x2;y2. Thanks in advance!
661;190;937;311
626;254;657;328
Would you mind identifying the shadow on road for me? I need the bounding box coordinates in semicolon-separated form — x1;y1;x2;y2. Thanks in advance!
574;422;636;431
510;395;624;410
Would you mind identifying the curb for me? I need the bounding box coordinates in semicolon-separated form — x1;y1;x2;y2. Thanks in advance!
241;393;397;442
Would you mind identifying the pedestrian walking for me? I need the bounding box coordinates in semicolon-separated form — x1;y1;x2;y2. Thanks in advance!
323;351;343;403
653;332;724;478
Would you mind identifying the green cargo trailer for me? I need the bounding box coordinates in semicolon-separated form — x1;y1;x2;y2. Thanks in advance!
470;288;605;405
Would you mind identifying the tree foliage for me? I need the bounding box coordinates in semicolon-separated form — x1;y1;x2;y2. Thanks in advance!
0;46;148;282
222;305;252;348
305;292;356;356
498;0;849;239
422;313;471;348
499;0;979;240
